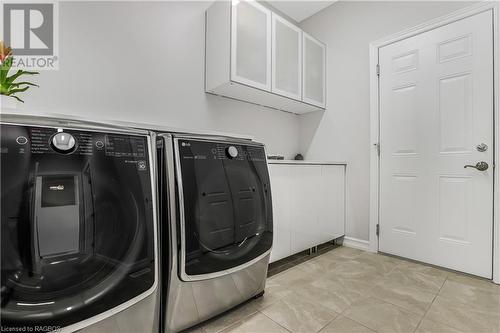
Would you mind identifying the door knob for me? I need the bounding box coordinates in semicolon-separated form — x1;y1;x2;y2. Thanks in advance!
464;161;489;171
476;143;488;152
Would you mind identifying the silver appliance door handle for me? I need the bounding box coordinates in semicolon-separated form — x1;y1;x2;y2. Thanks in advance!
464;161;489;171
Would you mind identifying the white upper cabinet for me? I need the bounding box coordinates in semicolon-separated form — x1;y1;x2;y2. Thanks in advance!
206;0;326;114
271;14;302;100
231;0;271;90
303;33;326;108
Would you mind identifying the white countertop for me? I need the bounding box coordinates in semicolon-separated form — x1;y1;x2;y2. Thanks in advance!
268;160;347;165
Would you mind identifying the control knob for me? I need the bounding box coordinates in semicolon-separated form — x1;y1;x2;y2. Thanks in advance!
51;131;77;154
226;146;238;159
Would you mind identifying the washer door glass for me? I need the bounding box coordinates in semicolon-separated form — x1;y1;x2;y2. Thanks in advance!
1;125;155;331
177;139;273;277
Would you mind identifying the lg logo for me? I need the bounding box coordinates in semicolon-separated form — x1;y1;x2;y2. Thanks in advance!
3;3;54;55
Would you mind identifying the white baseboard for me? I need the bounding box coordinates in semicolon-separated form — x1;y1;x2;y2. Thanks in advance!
342;236;371;252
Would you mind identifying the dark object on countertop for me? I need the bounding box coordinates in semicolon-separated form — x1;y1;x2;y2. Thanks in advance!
267;155;284;160
294;154;304;160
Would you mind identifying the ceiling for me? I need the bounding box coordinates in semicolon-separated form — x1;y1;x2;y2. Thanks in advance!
267;1;337;23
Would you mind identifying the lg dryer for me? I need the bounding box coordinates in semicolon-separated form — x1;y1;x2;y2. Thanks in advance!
158;134;273;332
0;115;159;333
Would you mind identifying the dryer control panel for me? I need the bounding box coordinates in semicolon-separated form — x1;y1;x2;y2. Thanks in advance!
178;140;266;162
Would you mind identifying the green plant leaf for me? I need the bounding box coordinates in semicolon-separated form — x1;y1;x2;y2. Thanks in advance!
0;58;13;83
0;54;38;102
6;86;30;94
4;69;21;83
6;69;39;84
11;81;38;88
4;94;24;103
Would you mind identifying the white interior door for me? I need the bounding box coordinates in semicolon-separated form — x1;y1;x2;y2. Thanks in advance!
231;0;271;91
379;11;494;278
272;13;302;100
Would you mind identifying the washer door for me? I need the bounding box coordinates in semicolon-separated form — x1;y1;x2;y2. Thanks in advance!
0;125;155;331
176;138;273;280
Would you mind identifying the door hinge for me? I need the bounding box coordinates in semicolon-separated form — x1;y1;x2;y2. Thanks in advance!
376;64;380;77
374;143;380;156
376;224;380;237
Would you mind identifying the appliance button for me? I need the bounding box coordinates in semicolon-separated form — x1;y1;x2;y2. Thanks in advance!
95;140;104;149
51;132;77;154
16;136;28;145
226;146;238;159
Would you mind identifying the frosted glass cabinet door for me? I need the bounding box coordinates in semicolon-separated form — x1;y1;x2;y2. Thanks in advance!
272;14;302;100
303;33;326;108
231;0;272;91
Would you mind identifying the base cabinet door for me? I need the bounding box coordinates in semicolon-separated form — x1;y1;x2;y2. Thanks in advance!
318;165;346;243
290;165;322;254
269;164;292;262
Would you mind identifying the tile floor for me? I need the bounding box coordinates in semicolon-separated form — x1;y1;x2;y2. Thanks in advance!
187;246;500;333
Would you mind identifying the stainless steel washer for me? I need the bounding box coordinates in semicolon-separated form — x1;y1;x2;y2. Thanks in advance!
0;115;160;333
157;134;273;332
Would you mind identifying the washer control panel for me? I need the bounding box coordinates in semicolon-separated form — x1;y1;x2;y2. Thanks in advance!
3;125;146;158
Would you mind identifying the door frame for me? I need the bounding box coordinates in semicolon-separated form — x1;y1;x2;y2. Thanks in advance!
369;2;500;283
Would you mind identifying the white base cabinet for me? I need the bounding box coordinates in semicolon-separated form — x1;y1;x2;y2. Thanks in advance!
269;162;346;263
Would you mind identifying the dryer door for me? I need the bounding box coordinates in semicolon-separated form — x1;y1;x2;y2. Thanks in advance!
176;138;273;280
0;125;156;331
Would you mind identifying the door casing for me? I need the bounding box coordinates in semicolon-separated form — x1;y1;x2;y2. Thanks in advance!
369;2;500;284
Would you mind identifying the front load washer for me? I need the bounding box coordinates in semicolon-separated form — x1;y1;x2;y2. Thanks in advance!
157;134;273;332
0;115;159;333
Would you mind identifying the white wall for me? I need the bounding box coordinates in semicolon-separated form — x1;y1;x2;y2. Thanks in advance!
299;1;475;241
7;1;300;159
5;0;479;243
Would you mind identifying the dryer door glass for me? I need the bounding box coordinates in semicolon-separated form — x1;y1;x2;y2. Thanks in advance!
0;125;155;330
177;139;273;277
